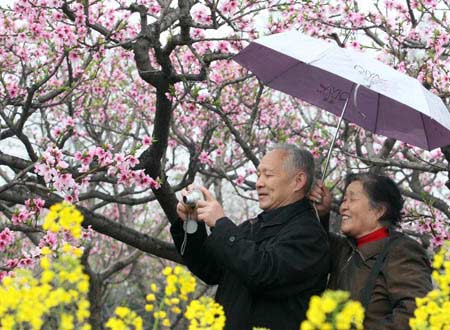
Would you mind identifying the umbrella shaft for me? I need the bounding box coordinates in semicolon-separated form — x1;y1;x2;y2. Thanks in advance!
322;98;349;181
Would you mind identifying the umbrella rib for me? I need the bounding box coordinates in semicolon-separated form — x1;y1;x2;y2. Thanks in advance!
264;61;304;86
421;113;431;150
374;92;381;134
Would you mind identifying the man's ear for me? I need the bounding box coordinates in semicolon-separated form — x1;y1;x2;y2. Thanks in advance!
294;171;307;192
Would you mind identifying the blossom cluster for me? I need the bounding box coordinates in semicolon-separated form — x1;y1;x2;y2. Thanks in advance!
43;202;84;239
0;202;90;329
103;264;216;330
0;243;90;330
105;263;223;330
34;144;161;203
34;146;79;202
0;256;34;281
11;197;45;225
1;203;228;330
143;265;198;329
185;297;226;330
0;227;14;251
163;265;196;298
409;241;450;330
300;290;364;330
105;306;143;330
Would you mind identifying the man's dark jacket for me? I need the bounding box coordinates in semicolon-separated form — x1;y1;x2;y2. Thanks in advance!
170;198;330;330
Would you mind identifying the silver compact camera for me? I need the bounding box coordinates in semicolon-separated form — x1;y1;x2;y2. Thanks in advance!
182;190;203;209
180;189;203;251
182;189;203;235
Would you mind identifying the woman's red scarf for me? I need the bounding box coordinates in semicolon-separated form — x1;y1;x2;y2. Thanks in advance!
357;227;389;248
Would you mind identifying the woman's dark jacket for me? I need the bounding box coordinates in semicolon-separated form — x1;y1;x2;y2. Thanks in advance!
327;230;432;330
170;198;330;330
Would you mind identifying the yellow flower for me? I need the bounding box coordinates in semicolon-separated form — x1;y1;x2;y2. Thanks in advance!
165;285;176;296
174;266;183;274
306;307;325;326
132;316;143;330
62;243;72;253
80;325;92;330
309;296;321;311
146;293;156;302
426;301;440;315
150;283;159;292
41;246;52;255
40;256;51;270
321;296;337;313
185;297;225;330
171;306;181;314
76;300;91;321
416;296;428;307
105;318;126;330
1;315;15;330
166;275;177;286
77;280;89;294
300;321;315;330
321;322;333;330
72;247;83;257
2;276;12;286
115;306;130;318
60;313;74;330
301;290;364;330
433;253;444;269
41;270;55;283
154;311;167;319
162;267;173;276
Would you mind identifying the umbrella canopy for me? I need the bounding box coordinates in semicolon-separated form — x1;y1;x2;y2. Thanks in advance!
234;31;450;151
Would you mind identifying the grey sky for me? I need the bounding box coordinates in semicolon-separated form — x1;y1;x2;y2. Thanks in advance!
0;0;13;6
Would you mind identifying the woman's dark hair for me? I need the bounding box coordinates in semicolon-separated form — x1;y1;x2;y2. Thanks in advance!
344;173;404;226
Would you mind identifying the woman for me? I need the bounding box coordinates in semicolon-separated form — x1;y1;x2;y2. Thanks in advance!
311;173;432;330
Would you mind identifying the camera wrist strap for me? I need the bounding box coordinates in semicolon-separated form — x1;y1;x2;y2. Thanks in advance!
181;229;187;256
181;212;198;255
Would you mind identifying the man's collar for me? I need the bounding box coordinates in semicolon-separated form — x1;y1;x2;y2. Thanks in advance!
257;198;312;227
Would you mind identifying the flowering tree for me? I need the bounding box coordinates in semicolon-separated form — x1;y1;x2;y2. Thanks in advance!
1;0;450;327
266;0;450;246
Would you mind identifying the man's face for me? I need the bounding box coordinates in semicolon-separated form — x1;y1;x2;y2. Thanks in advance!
256;149;302;211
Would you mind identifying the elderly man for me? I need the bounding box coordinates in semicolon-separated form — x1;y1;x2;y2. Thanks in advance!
170;144;330;330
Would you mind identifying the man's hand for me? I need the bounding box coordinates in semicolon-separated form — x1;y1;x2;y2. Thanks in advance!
196;186;225;227
176;201;192;222
308;181;332;217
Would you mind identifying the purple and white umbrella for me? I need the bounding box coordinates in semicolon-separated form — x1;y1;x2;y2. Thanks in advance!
234;31;450;176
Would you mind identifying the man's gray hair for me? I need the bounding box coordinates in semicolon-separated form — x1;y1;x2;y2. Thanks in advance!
269;143;315;193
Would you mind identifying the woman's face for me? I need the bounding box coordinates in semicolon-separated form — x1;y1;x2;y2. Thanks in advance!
339;181;385;239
